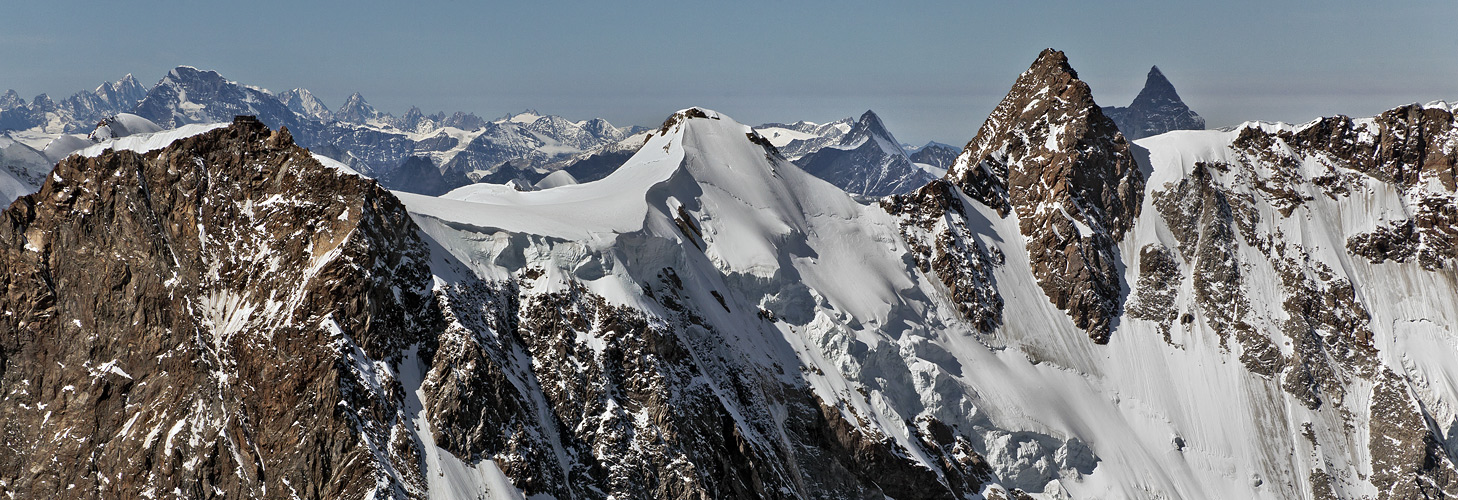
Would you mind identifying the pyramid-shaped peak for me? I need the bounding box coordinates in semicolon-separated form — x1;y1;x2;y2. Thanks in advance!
335;92;379;124
1138;65;1179;97
1103;63;1204;140
856;109;887;129
339;93;376;113
844;109;903;152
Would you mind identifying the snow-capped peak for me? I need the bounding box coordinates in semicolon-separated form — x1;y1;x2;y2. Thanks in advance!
281;88;333;121
336;92;380;124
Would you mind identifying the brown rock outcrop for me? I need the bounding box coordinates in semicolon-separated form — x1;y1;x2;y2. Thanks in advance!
947;49;1144;342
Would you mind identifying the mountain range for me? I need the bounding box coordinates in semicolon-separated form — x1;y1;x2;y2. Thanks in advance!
0;67;649;199
2;67;981;201
3;50;1454;500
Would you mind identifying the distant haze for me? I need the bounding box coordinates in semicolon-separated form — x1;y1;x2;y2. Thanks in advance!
3;1;1454;145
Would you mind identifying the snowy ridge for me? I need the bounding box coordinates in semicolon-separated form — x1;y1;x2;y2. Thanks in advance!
401;107;1102;498
76;122;229;159
388;65;1458;498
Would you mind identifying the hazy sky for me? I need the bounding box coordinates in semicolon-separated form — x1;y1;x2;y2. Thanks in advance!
3;1;1455;145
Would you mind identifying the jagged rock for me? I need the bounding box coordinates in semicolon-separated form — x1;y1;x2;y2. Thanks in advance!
948;48;1144;342
882;180;1004;333
1127;244;1181;342
1368;370;1458;499
1253;104;1458;269
0;75;146;134
0;116;439;499
1153;162;1255;348
1102;66;1205;140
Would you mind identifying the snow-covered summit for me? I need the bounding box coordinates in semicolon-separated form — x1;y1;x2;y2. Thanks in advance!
280;88;333;121
335;92;380;124
793;109;936;196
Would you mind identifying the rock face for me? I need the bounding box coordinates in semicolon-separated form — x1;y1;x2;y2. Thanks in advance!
381;155;472;196
947;48;1144;342
795;110;937;197
1266;104;1457;269
0;117;439;498
1101;66;1205;140
881;180;1005;333
1130;99;1458;498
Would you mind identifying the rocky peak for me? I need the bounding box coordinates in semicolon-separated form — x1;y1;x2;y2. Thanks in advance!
439;111;485;131
854;109;891;138
656;106;717;135
948;48;1143;341
93;74;148;110
280;87;332;121
1102;65;1205;140
160;65;220;88
135;66;300;133
0;89;22;110
1138;66;1177;98
336;92;379;124
0;115;438;498
28;94;54;112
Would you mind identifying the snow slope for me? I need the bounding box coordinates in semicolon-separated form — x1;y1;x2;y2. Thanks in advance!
400;108;1105;498
398;101;1458;499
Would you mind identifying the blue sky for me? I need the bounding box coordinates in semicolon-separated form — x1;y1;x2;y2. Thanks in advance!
3;1;1455;144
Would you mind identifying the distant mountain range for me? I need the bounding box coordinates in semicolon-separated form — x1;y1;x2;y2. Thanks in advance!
1;67;649;198
2;64;1203;204
2;68;958;201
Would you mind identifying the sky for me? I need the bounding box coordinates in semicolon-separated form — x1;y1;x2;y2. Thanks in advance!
3;1;1455;145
